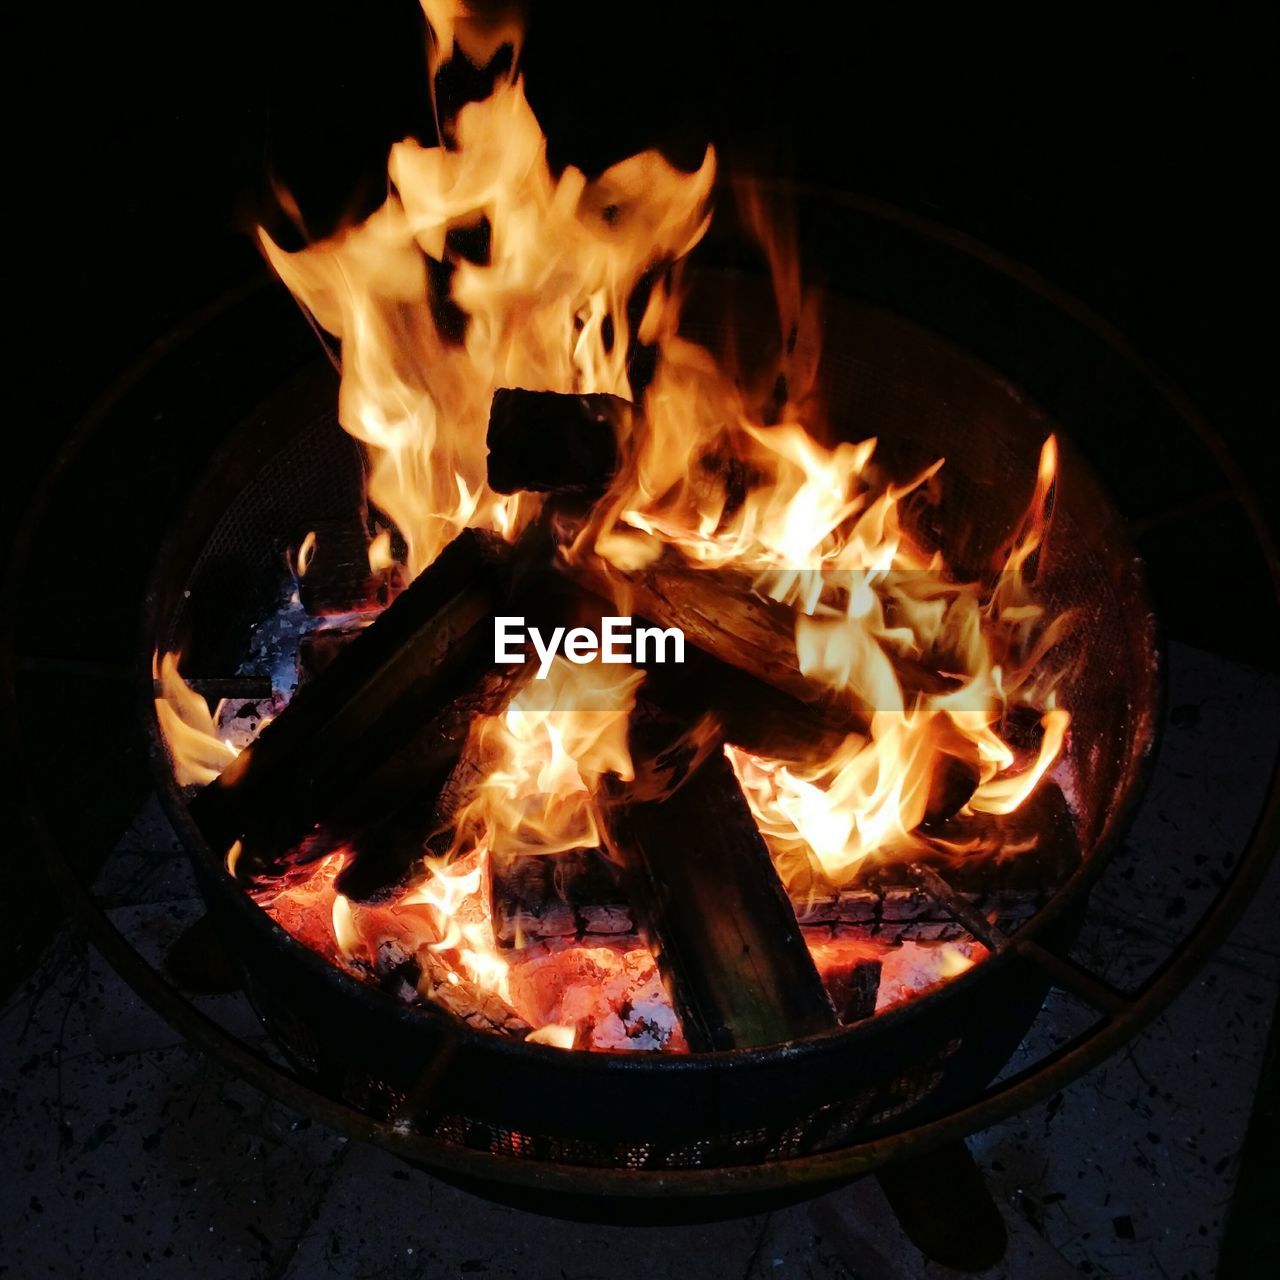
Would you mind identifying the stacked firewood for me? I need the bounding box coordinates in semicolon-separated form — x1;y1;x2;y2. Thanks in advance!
190;389;1079;1051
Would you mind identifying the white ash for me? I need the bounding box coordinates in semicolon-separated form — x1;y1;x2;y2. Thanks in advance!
237;583;380;700
240;583;310;694
875;940;984;1012
506;942;685;1052
215;694;287;751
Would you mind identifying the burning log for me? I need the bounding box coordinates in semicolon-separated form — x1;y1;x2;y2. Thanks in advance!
598;721;837;1050
637;646;852;762
311;666;528;901
264;856;531;1038
554;542;978;825
414;950;531;1037
208;499;600;895
484;388;977;821
490;847;629;946
486;388;629;497
190;530;508;874
372;941;530;1038
485;391;897;721
566;548;956;720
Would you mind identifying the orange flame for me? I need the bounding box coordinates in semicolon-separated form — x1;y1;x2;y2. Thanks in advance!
295;529;317;578
167;3;1079;1034
261;27;714;577
722;434;1069;888
447;657;641;864
153;652;240;787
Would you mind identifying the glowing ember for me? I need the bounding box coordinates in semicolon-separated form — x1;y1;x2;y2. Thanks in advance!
507;943;686;1051
877;940;982;1010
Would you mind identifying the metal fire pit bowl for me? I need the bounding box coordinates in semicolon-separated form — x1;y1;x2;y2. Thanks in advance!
7;189;1278;1223
146;190;1160;1181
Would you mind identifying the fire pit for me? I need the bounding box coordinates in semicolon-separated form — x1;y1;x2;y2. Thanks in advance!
143;263;1155;1149
128;10;1166;1208
6;8;1277;1244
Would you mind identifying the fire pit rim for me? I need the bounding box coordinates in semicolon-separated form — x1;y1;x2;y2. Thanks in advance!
6;191;1273;1203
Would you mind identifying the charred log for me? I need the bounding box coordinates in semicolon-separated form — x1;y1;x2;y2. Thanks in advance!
373;940;530;1038
566;550;956;719
190;531;507;875
598;720;837;1050
490;847;628;946
486;389;628;498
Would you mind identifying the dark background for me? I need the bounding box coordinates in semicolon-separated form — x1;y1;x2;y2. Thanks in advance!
5;0;1275;495
9;0;1275;938
2;1;1276;1262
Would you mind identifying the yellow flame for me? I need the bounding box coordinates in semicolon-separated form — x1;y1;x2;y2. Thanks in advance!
238;6;1076;1016
295;530;317;578
526;1023;576;1049
153;651;239;787
448;657;641;863
367;529;394;573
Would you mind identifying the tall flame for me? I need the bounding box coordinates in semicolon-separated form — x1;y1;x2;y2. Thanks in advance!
154;3;1078;1035
261;42;714;576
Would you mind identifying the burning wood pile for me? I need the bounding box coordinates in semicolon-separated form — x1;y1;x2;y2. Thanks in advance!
155;2;1079;1056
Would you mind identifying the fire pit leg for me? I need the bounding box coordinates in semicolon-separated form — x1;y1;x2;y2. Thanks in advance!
873;1140;1008;1272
